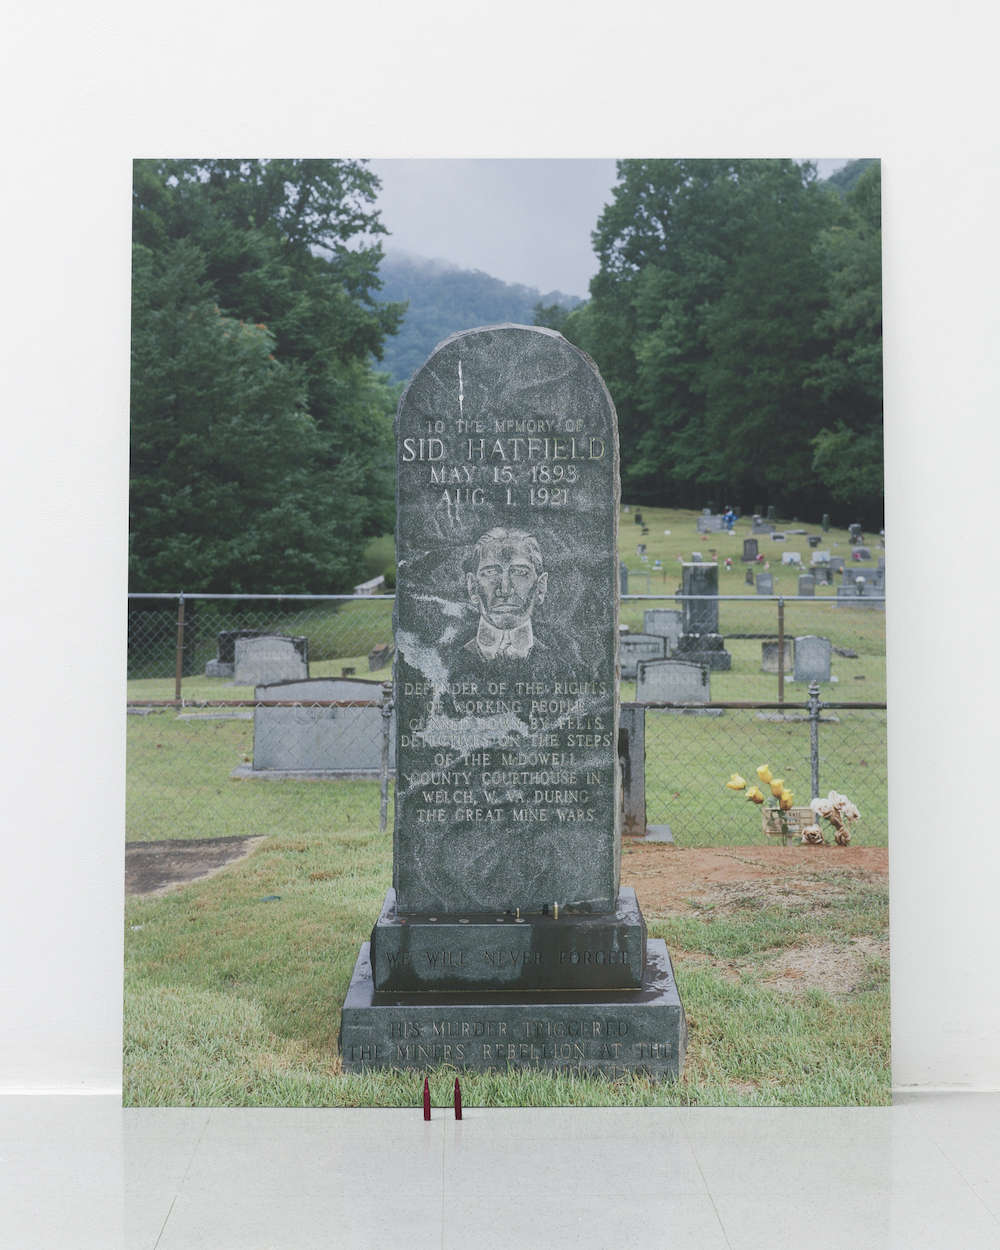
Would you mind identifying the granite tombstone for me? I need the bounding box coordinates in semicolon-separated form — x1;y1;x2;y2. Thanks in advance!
672;562;732;670
340;325;685;1080
643;609;683;654
233;635;309;686
793;635;832;683
756;572;774;595
742;538;758;562
797;573;816;597
635;658;710;703
246;677;394;777
619;632;666;679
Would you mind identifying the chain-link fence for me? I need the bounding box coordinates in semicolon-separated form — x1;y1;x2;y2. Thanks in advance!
127;592;887;847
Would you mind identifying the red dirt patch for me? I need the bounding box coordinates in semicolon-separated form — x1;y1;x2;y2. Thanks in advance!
621;845;887;915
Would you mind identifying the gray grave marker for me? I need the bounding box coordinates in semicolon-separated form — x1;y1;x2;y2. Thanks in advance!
245;677;394;777
620;632;666;678
742;538;758;562
797;573;816;596
756;572;774;595
233;635;309;686
635;659;710;703
341;325;686;1080
761;641;792;673
672;562;731;670
643;608;683;654
793;635;832;683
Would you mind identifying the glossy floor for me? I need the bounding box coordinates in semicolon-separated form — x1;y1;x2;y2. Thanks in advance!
1;1093;998;1248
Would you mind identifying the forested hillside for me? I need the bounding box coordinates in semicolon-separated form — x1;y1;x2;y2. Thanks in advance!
560;159;882;526
376;252;583;381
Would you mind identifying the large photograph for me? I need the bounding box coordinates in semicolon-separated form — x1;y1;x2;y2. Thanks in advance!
125;158;886;1106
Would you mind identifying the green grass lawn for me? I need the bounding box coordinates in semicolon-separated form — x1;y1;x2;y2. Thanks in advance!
124;827;889;1107
124;507;888;1106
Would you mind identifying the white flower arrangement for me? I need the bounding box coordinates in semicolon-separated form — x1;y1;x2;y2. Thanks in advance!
804;790;861;846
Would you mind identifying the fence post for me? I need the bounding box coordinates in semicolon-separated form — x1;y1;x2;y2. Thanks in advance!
380;682;393;833
777;596;785;705
174;594;185;703
808;679;821;800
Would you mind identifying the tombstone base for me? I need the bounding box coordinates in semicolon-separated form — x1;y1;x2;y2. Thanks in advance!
370;887;646;992
230;764;394;781
673;634;732;671
205;659;234;678
340;938;686;1081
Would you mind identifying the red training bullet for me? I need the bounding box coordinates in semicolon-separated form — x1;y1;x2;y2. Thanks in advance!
423;1076;431;1121
454;1078;463;1120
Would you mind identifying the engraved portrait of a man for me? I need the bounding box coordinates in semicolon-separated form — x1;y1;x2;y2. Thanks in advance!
463;528;548;661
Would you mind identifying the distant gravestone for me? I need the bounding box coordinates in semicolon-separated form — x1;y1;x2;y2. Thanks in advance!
811;550;830;565
830;556;846;572
814;566;834;585
752;521;776;535
745;566;754;585
793;636;832;683
761;641;792;673
756;572;774;595
673;562;731;670
770;532;786;542
620;632;666;679
637;542;647;555
696;515;724;533
248;677;393;776
781;551;802;565
234;635;309;686
206;627;268;677
690;551;703;562
855;546;872;560
798;573;816;596
808;535;821;548
822;514;830;532
620;562;629;594
636;658;710;703
702;507;711;515
742;538;758;562
643;608;683;653
878;555;885;571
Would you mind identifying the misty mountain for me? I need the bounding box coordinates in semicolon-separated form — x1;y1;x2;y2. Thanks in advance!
374;251;585;382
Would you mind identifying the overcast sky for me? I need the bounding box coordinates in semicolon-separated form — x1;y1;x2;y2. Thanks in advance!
367;158;852;299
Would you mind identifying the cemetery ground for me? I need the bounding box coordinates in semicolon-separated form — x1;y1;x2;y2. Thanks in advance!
125;507;887;1106
124;824;889;1108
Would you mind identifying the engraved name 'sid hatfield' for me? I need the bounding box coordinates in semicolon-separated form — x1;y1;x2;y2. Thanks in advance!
392;325;621;915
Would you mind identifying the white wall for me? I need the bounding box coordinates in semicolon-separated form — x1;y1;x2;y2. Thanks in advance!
1;0;996;1092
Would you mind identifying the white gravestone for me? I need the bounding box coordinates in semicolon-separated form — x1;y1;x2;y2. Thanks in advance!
234;635;308;686
781;551;802;565
792;636;832;683
620;633;666;679
643;608;683;654
810;550;830;565
250;677;395;775
636;659;710;703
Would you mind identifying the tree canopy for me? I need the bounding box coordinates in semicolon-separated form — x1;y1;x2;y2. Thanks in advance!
561;159;882;525
130;160;405;593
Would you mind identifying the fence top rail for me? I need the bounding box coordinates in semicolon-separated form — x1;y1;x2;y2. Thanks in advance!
127;699;385;709
128;592;884;603
128;593;391;602
622;700;887;710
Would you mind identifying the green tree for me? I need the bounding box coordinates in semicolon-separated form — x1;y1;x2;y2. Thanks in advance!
574;159;882;523
808;163;883;522
130;160;405;592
